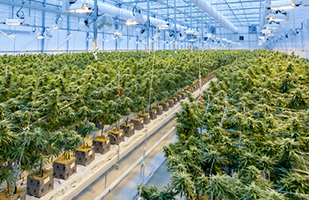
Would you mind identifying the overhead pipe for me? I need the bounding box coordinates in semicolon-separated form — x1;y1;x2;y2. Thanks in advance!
188;0;238;33
92;1;186;31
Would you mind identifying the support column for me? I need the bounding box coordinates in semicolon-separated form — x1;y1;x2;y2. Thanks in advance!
41;0;46;54
86;32;89;51
102;33;104;51
66;16;70;53
201;14;204;50
93;0;98;59
163;33;166;50
190;2;193;52
174;0;177;53
147;0;150;52
152;27;154;50
127;26;129;51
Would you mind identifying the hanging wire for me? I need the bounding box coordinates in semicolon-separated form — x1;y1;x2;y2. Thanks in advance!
16;0;26;20
0;30;30;52
138;4;160;199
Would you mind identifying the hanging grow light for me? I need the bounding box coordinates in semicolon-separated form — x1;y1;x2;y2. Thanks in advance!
114;30;123;36
205;33;213;38
261;29;272;34
51;25;59;29
37;34;44;39
266;23;281;29
268;32;275;36
126;18;139;26
51;14;63;29
65;35;76;40
153;34;159;39
158;24;170;30
68;0;93;13
193;31;200;35
185;28;194;35
270;0;295;10
5;19;21;25
76;4;92;13
267;13;288;21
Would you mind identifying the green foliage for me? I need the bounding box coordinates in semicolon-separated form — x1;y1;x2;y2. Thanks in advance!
137;50;309;199
52;129;81;160
22;127;57;177
287;90;307;109
77;121;97;147
0;168;16;194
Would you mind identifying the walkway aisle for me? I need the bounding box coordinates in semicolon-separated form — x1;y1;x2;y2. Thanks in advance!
72;118;177;200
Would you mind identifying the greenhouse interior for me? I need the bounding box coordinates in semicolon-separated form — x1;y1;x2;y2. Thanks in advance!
0;0;309;200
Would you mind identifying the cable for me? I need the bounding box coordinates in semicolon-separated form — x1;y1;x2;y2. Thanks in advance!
0;30;30;52
138;5;159;199
16;0;26;20
132;1;140;17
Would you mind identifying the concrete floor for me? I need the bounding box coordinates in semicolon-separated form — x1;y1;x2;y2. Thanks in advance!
71;118;177;200
145;160;171;189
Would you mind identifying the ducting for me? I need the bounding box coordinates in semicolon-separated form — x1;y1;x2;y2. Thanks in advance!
97;2;186;31
70;1;186;32
188;0;238;33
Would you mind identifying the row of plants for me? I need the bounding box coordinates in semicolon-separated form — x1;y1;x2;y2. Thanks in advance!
138;50;309;199
0;50;243;199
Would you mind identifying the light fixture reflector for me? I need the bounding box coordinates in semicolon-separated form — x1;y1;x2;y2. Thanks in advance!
5;19;21;25
270;0;295;10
